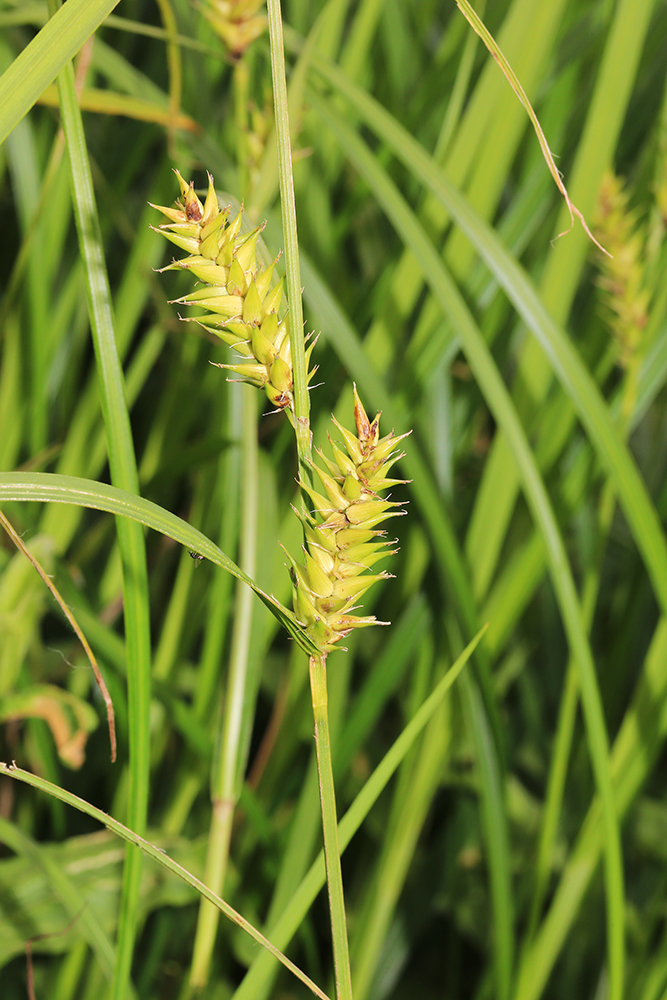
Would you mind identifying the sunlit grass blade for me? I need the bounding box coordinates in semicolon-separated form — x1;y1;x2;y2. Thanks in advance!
0;0;122;145
307;45;667;643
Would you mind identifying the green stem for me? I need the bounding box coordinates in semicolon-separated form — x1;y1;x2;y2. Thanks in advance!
525;372;636;946
51;9;152;998
309;655;353;1000
266;0;312;483
234;58;250;197
190;387;258;990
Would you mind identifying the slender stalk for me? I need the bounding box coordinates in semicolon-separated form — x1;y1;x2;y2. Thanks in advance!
266;0;311;483
309;655;353;1000
266;11;346;985
190;388;258;989
234;58;250;196
525;376;637;946
52;13;152;998
265;15;358;991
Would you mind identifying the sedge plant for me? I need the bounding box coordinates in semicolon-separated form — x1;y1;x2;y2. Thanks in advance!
151;175;409;1000
150;15;410;998
4;1;667;998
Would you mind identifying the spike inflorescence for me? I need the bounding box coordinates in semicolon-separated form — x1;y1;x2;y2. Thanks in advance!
285;387;410;653
151;170;317;415
152;173;409;655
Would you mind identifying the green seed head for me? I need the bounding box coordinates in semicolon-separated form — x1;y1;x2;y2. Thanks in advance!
289;392;410;653
152;171;315;413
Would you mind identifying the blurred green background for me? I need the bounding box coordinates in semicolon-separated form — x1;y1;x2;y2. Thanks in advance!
1;0;667;998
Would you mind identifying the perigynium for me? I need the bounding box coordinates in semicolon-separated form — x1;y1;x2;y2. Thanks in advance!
152;172;408;656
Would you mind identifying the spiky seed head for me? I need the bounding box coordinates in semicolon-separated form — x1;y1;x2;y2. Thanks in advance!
288;394;409;653
152;170;316;414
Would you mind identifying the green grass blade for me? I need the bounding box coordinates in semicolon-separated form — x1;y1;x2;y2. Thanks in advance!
233;628;485;1000
190;390;260;989
309;50;667;642
461;667;514;1000
311;96;625;1000
266;0;311;480
349;662;449;1000
0;764;330;1000
194;386;244;720
55;51;151;1000
0;0;122;145
0;471;319;654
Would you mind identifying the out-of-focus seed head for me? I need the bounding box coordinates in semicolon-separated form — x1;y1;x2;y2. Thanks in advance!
201;0;267;59
593;171;649;373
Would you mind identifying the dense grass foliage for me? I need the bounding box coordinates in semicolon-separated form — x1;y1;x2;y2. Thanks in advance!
1;1;667;999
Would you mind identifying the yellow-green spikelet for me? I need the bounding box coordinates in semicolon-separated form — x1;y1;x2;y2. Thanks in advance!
201;0;267;58
151;170;316;413
592;171;649;369
286;386;410;653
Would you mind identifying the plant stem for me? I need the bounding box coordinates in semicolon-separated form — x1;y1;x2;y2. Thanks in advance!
309;655;353;1000
190;387;258;989
266;0;312;483
51;8;152;996
267;5;348;995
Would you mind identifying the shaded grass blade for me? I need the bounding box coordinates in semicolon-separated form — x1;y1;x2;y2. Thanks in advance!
0;764;331;1000
310;94;624;1000
516;618;667;1000
0;815;119;987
